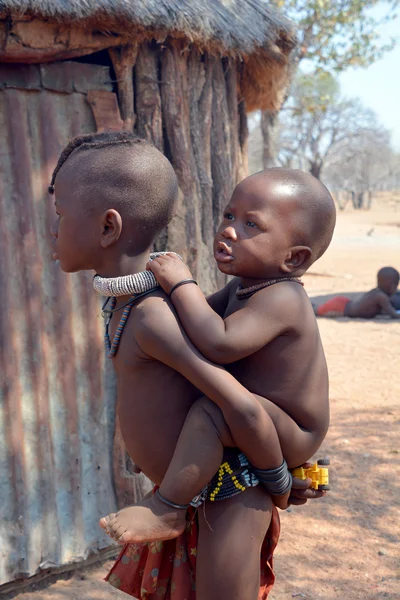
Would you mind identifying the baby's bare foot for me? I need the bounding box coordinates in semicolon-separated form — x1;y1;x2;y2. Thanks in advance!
99;493;187;544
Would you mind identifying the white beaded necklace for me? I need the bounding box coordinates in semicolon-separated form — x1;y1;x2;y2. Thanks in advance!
93;252;181;297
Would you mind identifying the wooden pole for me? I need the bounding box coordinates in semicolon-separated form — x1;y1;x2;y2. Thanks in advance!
135;42;164;151
224;57;241;184
160;41;203;280
210;57;233;230
187;50;219;293
109;44;138;131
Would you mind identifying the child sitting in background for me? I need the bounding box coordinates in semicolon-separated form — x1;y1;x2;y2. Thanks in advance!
315;267;399;318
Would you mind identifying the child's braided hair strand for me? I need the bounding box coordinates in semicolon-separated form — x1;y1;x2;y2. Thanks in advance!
48;132;148;194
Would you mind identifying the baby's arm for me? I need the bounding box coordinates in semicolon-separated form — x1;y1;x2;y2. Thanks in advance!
147;253;299;363
135;296;284;471
377;292;400;318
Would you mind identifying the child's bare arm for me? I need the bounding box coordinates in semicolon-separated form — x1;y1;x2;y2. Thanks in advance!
135;298;284;467
377;292;400;318
147;254;299;363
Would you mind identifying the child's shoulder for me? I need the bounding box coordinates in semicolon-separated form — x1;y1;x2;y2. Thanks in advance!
134;292;188;350
250;278;306;308
133;291;176;331
242;279;310;329
366;287;386;298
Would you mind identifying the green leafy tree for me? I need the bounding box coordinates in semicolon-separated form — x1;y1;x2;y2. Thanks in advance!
276;0;397;71
261;0;398;167
274;71;393;192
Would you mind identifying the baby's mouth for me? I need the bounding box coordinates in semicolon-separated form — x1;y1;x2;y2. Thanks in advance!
215;241;234;263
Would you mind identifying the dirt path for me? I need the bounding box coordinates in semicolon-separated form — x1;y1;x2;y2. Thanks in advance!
10;203;400;600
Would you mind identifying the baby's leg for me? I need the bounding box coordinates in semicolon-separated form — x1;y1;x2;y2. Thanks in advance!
99;396;235;544
197;485;273;600
153;393;318;511
254;394;324;468
100;394;314;544
156;394;287;506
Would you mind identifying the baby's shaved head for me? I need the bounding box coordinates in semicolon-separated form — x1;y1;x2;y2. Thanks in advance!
377;267;399;285
244;168;336;264
50;132;179;253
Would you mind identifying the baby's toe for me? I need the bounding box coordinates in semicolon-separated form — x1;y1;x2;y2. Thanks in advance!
99;513;116;531
113;525;131;544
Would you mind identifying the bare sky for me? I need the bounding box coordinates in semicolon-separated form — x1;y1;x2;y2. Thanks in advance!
339;8;400;150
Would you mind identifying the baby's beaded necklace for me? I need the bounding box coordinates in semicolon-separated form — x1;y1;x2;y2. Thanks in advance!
236;277;303;299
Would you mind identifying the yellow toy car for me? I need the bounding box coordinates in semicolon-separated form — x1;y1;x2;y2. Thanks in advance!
292;458;330;491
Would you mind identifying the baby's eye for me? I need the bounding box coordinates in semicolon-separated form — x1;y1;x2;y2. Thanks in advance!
246;220;257;228
224;213;234;221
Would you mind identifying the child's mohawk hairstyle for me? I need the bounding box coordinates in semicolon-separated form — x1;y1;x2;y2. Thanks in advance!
48;132;148;194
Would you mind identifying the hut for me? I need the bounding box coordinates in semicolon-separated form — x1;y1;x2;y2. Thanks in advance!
0;0;296;591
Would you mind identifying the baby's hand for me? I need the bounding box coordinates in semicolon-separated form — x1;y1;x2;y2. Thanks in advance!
147;253;193;295
287;462;328;507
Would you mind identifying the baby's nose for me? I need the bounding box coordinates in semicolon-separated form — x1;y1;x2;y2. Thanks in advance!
222;226;237;240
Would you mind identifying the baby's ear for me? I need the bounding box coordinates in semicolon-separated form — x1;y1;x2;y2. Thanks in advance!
100;209;123;248
282;246;312;274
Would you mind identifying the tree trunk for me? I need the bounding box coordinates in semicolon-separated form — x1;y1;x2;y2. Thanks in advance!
261;110;277;168
309;162;322;180
366;190;373;210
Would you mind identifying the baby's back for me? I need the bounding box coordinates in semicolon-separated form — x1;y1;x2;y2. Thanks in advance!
347;288;385;318
225;282;329;438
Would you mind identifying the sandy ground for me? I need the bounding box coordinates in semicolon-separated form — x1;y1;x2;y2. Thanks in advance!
7;200;400;600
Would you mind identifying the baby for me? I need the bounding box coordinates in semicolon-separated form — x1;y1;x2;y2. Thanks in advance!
100;167;336;543
315;267;399;318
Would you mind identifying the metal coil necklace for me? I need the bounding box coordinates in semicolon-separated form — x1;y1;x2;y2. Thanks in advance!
93;252;182;297
96;252;181;357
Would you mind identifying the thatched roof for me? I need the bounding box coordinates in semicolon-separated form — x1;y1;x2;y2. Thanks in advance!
0;1;297;110
0;0;295;57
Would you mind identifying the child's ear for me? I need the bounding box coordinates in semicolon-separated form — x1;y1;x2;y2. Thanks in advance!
100;209;123;248
281;246;312;274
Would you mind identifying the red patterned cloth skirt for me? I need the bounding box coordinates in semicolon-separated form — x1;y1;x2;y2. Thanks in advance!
105;494;280;599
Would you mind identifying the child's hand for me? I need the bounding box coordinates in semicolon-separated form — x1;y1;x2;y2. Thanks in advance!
271;490;291;511
287;462;328;507
147;253;194;295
